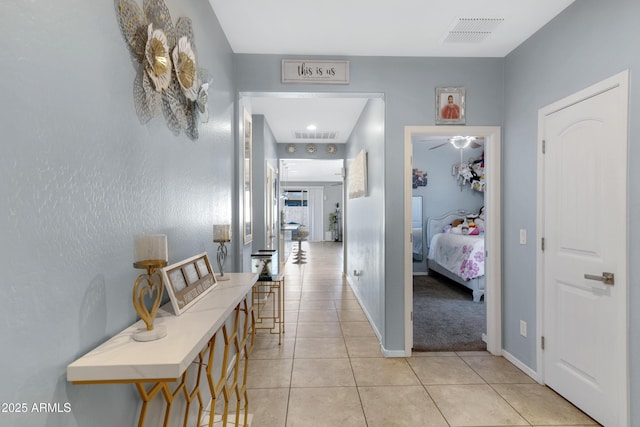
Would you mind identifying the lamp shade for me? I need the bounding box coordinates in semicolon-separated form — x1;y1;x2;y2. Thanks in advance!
213;224;232;242
134;234;168;262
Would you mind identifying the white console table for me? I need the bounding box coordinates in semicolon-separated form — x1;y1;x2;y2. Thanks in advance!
67;272;258;427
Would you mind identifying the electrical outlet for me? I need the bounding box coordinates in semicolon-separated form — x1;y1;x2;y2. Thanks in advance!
520;320;527;337
519;229;527;245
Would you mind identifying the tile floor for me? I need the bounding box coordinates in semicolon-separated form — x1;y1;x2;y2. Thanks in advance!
244;241;598;427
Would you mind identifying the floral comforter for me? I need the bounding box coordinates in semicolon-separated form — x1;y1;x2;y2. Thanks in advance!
427;233;485;280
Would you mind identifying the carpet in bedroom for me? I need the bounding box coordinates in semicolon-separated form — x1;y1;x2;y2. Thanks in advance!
413;274;486;352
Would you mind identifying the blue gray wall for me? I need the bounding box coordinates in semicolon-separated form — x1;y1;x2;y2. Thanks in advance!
345;97;387;345
0;1;235;426
503;0;639;422
250;114;279;249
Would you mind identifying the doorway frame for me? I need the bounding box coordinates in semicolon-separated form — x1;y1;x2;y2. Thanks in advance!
535;70;629;425
404;125;502;356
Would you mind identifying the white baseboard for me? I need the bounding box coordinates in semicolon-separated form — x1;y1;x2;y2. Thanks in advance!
502;349;543;383
381;345;409;358
412;271;429;276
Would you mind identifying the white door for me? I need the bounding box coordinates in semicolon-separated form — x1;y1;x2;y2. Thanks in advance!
540;71;628;426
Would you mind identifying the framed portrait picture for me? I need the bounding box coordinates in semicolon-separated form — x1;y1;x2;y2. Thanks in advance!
436;87;465;125
161;253;217;315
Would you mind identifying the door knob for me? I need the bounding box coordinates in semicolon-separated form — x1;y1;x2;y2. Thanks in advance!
584;272;615;285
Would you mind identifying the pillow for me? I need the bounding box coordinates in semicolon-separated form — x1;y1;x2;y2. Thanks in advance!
451;218;464;227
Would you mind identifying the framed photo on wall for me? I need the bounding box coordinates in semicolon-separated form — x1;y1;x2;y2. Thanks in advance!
436;87;465;125
348;149;367;199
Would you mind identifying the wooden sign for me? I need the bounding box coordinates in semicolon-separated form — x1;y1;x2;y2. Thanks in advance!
161;253;217;315
282;60;349;84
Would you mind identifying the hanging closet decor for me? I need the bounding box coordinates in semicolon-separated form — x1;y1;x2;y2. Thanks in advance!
115;0;211;140
453;151;485;192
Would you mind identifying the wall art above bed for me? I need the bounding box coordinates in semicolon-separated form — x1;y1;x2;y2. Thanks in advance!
115;0;211;140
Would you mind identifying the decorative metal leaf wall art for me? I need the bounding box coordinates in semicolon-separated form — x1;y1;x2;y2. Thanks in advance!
115;0;210;140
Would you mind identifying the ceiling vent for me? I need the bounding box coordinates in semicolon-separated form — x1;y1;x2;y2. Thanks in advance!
294;131;338;140
444;18;504;43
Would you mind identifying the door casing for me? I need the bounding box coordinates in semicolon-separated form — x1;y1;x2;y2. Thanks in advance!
404;125;502;356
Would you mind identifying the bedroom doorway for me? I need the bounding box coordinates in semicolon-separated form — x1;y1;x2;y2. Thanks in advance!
403;126;502;355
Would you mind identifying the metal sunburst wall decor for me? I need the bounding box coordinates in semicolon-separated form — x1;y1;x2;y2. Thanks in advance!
115;0;210;140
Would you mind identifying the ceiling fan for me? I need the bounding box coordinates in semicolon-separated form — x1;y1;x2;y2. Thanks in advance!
429;136;485;151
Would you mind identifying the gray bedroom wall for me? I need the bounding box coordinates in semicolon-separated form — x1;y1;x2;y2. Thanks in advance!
412;143;485;273
234;54;504;353
503;0;639;422
0;1;235;426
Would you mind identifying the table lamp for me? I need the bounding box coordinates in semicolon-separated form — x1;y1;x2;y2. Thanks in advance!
213;224;231;281
132;234;168;341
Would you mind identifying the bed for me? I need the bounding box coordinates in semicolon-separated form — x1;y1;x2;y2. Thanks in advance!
426;209;485;302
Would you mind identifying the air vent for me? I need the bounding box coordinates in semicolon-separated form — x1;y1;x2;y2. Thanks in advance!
294;131;338;140
444;18;504;43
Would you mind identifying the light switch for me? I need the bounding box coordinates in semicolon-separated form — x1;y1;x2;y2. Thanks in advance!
519;229;527;245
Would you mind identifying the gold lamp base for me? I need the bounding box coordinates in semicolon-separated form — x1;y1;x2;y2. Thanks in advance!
132;260;168;342
133;259;168;275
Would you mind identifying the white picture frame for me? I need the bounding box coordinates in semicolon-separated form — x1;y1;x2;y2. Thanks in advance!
160;253;217;315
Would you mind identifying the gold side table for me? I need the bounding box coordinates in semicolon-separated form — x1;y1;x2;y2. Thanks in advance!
252;273;285;344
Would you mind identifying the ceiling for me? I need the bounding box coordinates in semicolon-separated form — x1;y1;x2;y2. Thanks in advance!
216;0;575;181
250;95;369;144
281;159;344;184
209;0;574;58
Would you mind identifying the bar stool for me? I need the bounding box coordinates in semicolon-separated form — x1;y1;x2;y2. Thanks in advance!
293;226;309;264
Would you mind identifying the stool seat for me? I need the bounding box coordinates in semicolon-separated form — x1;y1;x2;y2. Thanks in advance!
293;227;309;264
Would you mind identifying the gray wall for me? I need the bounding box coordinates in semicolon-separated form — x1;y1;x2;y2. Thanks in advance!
412;143;485;273
503;0;639;422
345;98;387;345
0;1;235;426
250;114;279;249
234;55;504;353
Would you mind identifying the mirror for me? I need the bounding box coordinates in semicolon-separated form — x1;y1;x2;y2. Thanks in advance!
412;196;423;261
242;110;253;244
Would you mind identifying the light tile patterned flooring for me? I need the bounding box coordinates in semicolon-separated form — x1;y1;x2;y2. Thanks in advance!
245;242;597;427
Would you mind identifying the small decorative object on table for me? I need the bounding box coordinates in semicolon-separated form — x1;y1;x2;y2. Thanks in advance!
251;249;278;280
132;234;169;342
213;224;231;281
